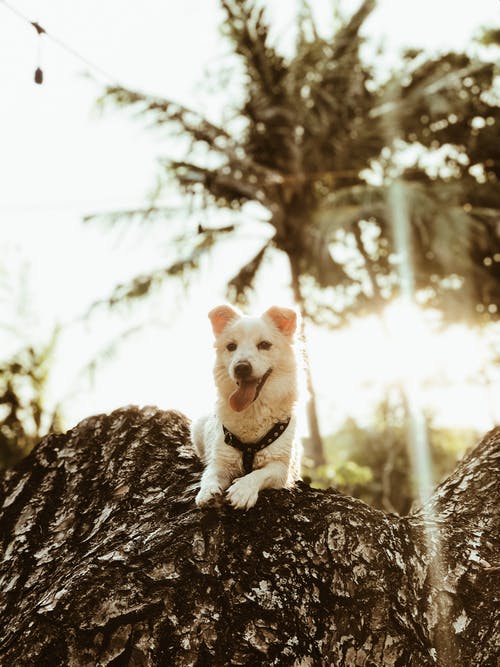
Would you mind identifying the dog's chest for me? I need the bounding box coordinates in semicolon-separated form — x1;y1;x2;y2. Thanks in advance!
248;431;294;469
253;444;281;468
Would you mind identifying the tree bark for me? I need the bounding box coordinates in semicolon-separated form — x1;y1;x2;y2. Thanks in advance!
0;406;498;666
288;256;326;467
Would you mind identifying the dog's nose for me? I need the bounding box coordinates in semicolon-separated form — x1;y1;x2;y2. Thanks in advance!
234;361;252;379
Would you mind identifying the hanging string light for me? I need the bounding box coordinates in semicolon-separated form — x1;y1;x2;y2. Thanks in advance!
31;20;45;84
0;0;120;87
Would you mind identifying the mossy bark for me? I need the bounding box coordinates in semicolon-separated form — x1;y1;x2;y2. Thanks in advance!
0;407;498;666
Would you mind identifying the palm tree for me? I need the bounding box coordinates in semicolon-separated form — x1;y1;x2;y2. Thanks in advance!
94;0;499;463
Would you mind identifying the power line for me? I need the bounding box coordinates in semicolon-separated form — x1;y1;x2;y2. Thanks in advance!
0;199;169;214
0;0;121;85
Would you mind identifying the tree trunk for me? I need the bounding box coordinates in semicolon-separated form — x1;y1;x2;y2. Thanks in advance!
288;256;326;466
0;406;498;666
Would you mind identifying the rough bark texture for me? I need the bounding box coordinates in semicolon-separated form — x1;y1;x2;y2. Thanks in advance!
0;406;498;666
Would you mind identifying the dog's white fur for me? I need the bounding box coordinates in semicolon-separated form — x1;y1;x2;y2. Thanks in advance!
192;305;302;510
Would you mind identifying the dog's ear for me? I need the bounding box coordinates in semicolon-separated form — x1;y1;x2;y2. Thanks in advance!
208;305;240;335
263;306;297;338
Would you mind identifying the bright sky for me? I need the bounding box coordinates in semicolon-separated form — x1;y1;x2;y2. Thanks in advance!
1;0;499;437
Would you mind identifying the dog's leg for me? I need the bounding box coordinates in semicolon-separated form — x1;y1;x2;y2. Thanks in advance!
191;416;208;459
196;464;234;507
226;462;289;510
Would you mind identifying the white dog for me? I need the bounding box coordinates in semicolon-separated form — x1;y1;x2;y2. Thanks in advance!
192;304;302;510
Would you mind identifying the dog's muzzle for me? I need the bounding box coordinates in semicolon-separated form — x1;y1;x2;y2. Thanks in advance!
229;367;273;412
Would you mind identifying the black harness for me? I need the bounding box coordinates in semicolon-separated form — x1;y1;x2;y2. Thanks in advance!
223;418;291;474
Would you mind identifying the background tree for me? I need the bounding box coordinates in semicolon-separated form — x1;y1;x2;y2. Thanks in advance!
93;0;499;463
0;340;62;469
0;322;153;470
0;256;147;469
305;390;479;515
0;260;62;469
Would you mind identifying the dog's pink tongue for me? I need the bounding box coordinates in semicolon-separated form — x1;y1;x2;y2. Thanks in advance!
229;381;258;412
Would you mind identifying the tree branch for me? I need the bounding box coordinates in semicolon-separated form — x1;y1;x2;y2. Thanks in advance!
0;408;497;665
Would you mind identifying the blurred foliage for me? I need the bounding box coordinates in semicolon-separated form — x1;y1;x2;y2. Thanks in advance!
0;256;149;468
0;320;154;470
96;0;499;327
303;391;478;515
477;28;500;47
0;338;62;469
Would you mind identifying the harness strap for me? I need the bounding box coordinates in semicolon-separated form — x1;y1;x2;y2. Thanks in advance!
223;418;291;474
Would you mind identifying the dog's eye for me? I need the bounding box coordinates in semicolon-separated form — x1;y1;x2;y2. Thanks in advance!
257;341;272;350
226;342;237;352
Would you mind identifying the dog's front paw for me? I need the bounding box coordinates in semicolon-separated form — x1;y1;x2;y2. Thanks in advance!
195;483;223;507
226;476;259;510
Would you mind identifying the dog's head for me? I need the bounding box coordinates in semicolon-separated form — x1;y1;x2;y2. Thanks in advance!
209;305;299;412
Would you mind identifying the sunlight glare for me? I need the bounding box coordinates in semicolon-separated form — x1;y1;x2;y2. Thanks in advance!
381;298;437;390
388;176;455;659
378;299;490;392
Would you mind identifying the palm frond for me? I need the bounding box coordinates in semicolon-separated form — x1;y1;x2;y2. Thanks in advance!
99;86;232;144
83;206;180;225
86;226;228;312
168;160;272;208
220;0;287;98
226;243;270;304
